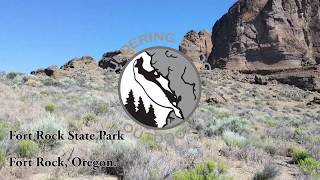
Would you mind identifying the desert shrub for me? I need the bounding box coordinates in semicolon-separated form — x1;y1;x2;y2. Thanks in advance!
309;135;320;145
288;147;320;176
16;140;39;158
223;130;247;147
288;148;310;164
233;146;270;163
265;117;277;128
215;118;248;136
41;78;62;87
0;122;8;141
25;79;38;87
45;103;55;113
298;157;320;177
192;108;248;137
140;133;160;150
39;91;49;96
21;116;66;149
93;139;149;175
0;149;6;167
149;168;160;180
6;72;18;80
92;103;109;115
294;127;304;135
253;164;279;180
68;120;83;131
172;160;232;180
207;106;230;119
82;113;96;125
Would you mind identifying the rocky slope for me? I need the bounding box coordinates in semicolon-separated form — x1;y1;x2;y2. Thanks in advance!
208;0;320;71
1;68;319;179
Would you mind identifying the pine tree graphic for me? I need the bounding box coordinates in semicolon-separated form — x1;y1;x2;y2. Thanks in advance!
124;90;158;127
136;96;147;118
124;89;136;117
146;104;157;127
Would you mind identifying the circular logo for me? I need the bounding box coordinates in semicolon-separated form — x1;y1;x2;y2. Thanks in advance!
119;47;201;129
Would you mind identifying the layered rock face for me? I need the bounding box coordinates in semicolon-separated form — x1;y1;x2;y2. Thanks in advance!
209;0;320;71
179;30;212;70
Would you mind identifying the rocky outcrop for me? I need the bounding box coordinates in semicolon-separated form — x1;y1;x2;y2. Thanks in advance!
262;65;320;92
31;48;135;79
61;56;97;70
31;56;104;80
98;48;135;73
209;0;320;71
31;65;59;78
179;30;212;70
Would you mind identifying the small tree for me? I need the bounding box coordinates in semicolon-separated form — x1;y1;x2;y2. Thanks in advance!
146;104;157;127
125;89;136;117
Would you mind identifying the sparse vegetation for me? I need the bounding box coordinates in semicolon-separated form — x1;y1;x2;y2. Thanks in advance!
16;140;39;158
45;103;55;113
0;149;6;167
173;160;232;180
223;130;247;147
253;164;279;180
289;148;310;164
298;157;320;177
288;147;320;177
140;133;160;150
82;113;96;125
0;122;8;141
0;66;319;179
21;116;66;149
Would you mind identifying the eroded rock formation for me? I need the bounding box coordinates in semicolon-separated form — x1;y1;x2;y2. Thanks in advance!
209;0;320;71
179;30;212;70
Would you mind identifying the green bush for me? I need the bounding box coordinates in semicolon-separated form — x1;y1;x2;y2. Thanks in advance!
298;157;320;177
82;113;96;125
223;130;247;147
16;140;39;158
253;164;279;180
140;133;160;150
0;149;6;167
45;103;55;113
173;160;232;180
265;117;277;128
288;148;320;177
289;148;310;164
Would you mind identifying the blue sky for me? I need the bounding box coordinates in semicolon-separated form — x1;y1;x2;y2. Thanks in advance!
0;0;236;73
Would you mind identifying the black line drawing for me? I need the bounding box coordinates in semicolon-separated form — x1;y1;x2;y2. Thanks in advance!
133;57;184;119
181;67;196;100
